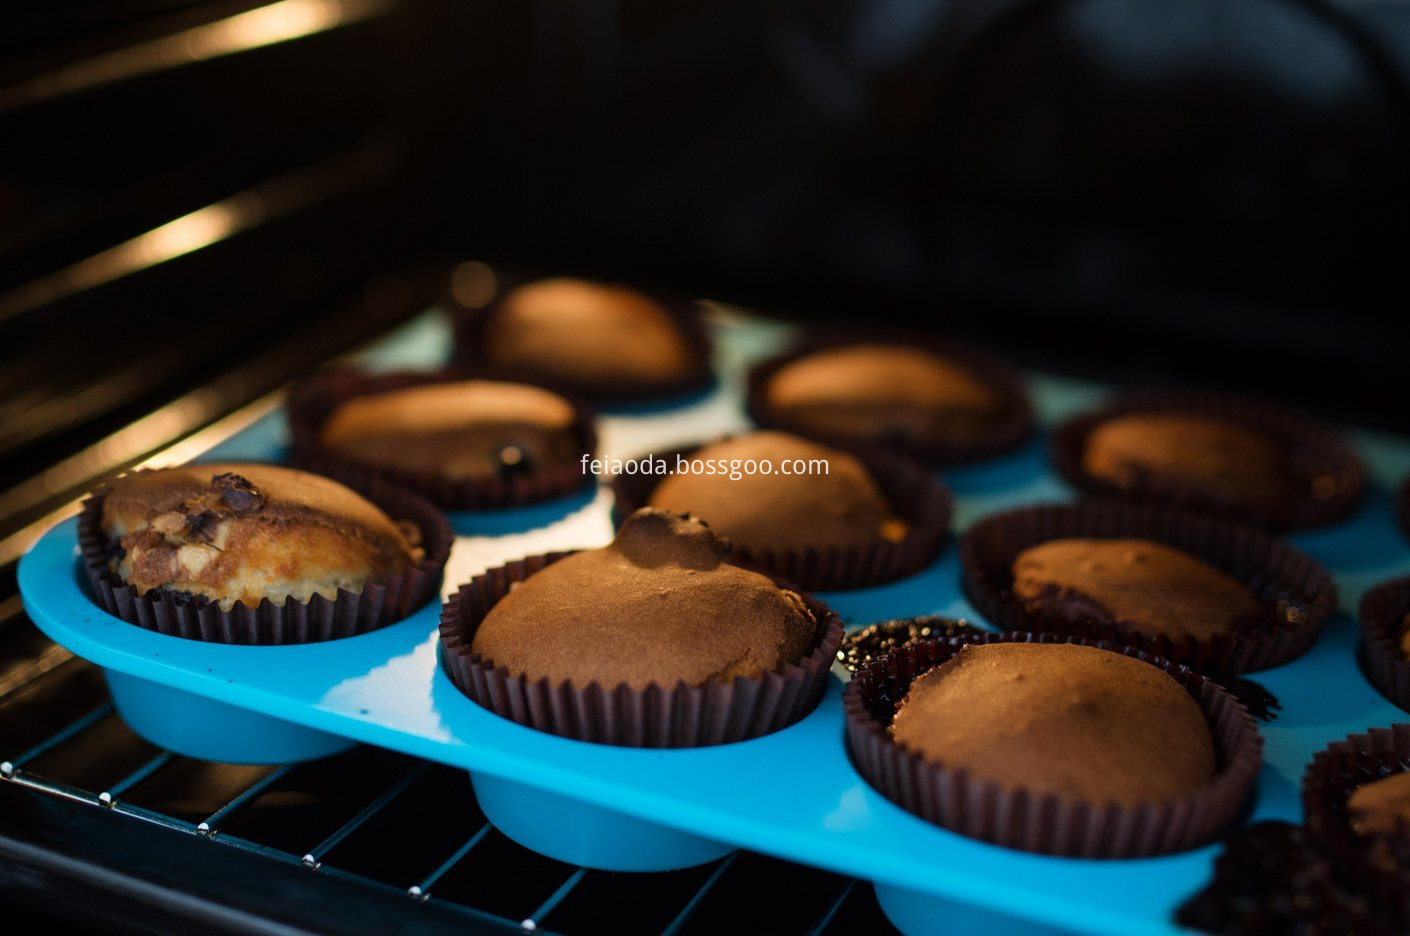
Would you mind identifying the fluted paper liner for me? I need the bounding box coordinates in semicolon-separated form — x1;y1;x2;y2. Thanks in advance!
1051;389;1366;530
78;468;452;645
438;553;843;747
609;440;951;591
843;631;1263;858
745;330;1033;466
450;273;713;403
287;368;598;510
1360;577;1410;714
960;501;1336;676
1301;725;1410;922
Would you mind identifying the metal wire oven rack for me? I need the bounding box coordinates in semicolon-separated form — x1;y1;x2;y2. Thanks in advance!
0;592;898;935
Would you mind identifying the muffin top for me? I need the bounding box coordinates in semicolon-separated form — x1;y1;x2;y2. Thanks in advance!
763;344;1002;446
1347;770;1410;838
1400;612;1410;658
646;431;907;553
890;642;1217;805
317;380;581;481
471;508;818;690
482;278;696;390
1082;413;1292;507
1012;538;1262;642
101;464;420;610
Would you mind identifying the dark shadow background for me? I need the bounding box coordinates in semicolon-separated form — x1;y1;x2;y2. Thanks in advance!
2;0;1408;524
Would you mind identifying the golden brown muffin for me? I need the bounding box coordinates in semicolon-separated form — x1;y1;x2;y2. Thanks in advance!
646;432;907;553
1347;770;1410;838
890;642;1217;805
1012;538;1262;642
471;508;817;690
1401;612;1410;658
101;464;421;610
482;278;696;389
763;344;1002;447
1082;413;1292;506
317;380;581;481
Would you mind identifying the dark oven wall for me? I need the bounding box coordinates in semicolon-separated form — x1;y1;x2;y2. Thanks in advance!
458;0;1410;430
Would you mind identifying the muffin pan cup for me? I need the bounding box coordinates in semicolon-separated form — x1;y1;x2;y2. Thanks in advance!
74;469;452;762
1360;577;1410;713
437;551;843;869
1051;388;1367;531
960;500;1338;677
843;631;1263;859
1300;724;1410;926
744;329;1034;466
450;273;714;404
609;440;952;591
286;368;600;511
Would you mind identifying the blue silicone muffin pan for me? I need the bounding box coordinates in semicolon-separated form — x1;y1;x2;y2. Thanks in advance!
19;309;1410;935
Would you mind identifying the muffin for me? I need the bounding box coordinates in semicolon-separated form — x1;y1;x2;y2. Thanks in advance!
890;642;1216;805
471;509;817;690
1358;577;1410;713
456;277;710;401
646;432;906;553
1053;390;1365;529
1348;772;1410;838
1011;538;1263;643
1082;414;1291;508
288;371;596;510
960;501;1337;675
325;379;582;476
81;463;451;644
439;507;843;746
611;432;952;589
843;633;1262;857
1302;726;1410;926
99;464;421;610
748;337;1032;464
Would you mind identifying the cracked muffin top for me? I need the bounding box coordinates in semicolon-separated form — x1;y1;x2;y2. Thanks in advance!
100;463;421;610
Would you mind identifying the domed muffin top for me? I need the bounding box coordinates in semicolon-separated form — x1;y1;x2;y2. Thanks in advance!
647;431;906;553
471;508;818;690
890;642;1216;805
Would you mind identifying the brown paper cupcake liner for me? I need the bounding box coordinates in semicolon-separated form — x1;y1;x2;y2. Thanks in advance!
449;271;713;403
843;630;1263;858
745;329;1034;466
959;500;1337;676
78;467;453;645
1051;389;1366;531
438;553;844;747
1301;725;1410;923
1360;577;1410;714
608;440;951;591
287;368;599;511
